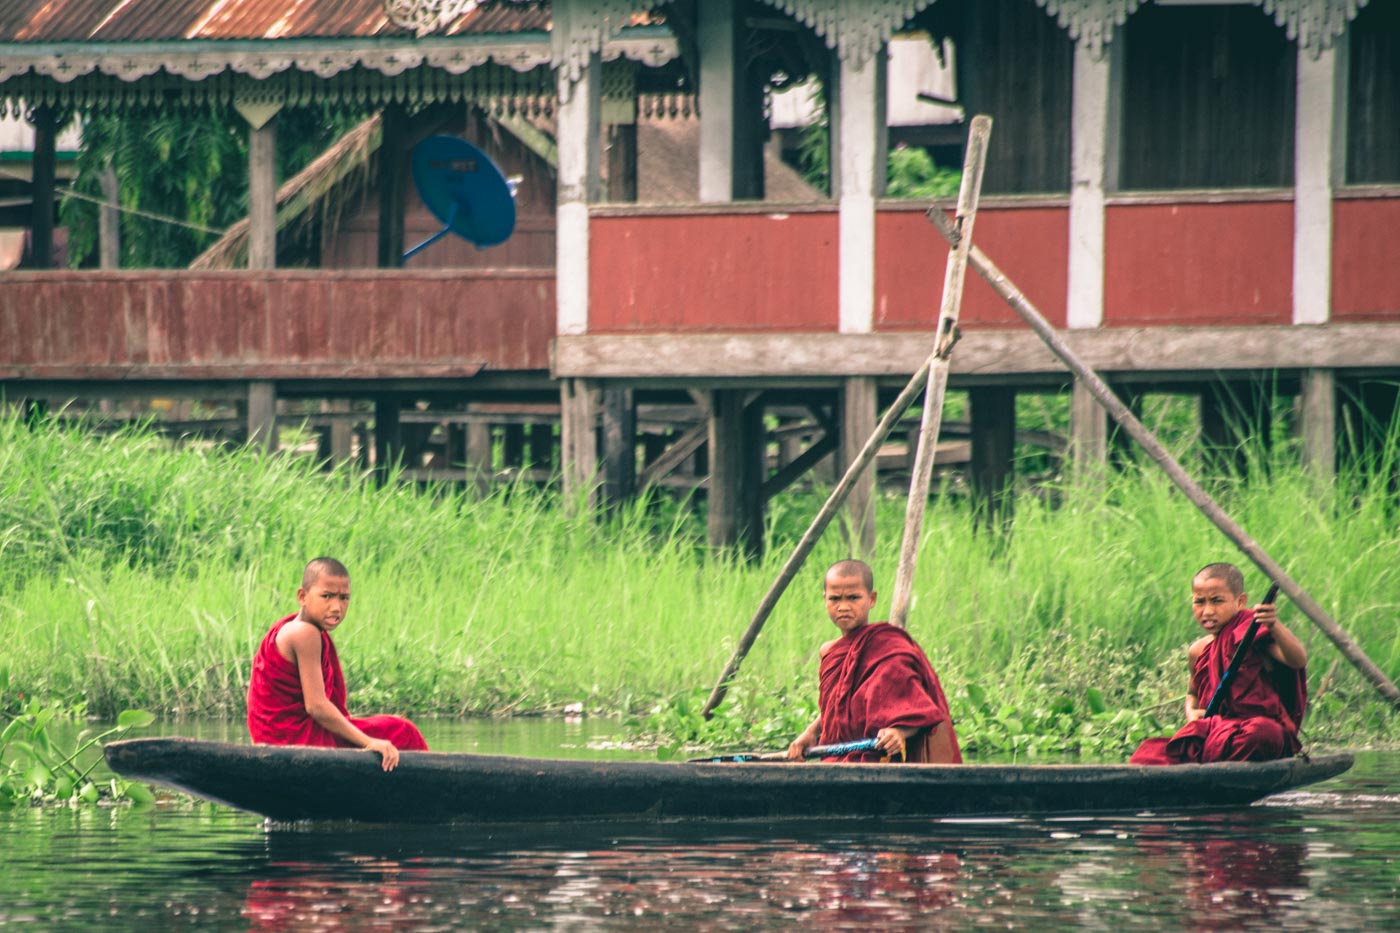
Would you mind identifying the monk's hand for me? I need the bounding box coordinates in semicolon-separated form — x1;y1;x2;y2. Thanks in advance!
366;738;400;772
874;727;908;761
786;737;813;761
1252;601;1277;637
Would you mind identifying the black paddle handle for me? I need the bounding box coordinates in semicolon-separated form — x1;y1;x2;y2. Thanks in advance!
1203;582;1281;718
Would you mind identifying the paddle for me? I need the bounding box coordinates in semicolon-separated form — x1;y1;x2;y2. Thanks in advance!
1203;582;1281;718
690;738;879;763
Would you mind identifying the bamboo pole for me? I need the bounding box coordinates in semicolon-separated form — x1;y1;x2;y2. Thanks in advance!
927;209;1400;709
890;115;992;627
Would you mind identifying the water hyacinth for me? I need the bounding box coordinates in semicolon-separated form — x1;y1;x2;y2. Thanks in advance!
0;408;1396;757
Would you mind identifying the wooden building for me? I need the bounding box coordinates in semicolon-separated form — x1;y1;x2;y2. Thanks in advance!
2;0;1399;556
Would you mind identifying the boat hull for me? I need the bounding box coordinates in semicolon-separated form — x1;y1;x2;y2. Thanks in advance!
104;738;1352;824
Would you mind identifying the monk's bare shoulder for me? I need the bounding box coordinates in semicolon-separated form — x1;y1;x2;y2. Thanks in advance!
276;618;322;658
1187;635;1212;663
818;637;841;658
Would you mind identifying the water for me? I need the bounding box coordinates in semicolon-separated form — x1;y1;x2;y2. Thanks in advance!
3;721;1398;930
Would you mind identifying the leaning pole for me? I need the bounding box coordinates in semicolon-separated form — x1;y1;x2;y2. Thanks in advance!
927;209;1400;710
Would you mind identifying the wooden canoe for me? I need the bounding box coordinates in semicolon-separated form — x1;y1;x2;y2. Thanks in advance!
104;738;1352;824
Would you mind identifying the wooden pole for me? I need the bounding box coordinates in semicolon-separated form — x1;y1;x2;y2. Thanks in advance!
890;115;992;627
927;209;1400;710
700;355;937;718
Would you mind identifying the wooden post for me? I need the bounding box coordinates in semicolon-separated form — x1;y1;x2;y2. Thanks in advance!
969;386;1016;522
99;163;120;269
246;382;278;452
841;378;878;557
1071;381;1108;478
528;423;554;471
1300;369;1336;481
374;397;402;486
466;421;492;496
606;123;638;202
928;209;1400;710
600;386;637;509
376;103;408;268
560;377;599;506
502;423;526;468
707;390;764;558
27;106;56;269
235;101;282;270
891;114;992;628
698;0;737;203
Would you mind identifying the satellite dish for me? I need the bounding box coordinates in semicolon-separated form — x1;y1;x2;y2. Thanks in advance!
403;135;517;262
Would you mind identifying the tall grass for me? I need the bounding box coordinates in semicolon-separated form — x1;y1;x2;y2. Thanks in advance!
1;410;1396;754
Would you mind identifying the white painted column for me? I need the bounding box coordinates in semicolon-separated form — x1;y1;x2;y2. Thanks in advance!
1067;39;1121;472
235;100;282;270
556;53;601;337
698;0;737;203
836;50;887;335
1293;38;1347;326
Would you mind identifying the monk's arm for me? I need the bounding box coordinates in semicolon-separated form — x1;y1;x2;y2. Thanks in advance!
1254;604;1308;670
284;625;402;771
1183;638;1209;721
786;717;821;761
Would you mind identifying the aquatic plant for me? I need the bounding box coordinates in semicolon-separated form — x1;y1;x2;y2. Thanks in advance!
0;702;155;807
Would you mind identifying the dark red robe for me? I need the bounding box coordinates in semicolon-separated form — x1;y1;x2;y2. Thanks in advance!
247;614;428;750
818;622;961;763
1131;609;1306;765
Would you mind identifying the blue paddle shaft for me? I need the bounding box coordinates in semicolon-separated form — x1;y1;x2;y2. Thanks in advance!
1203;582;1281;718
804;738;879;758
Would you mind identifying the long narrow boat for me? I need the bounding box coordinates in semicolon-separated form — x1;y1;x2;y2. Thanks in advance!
104;738;1352;824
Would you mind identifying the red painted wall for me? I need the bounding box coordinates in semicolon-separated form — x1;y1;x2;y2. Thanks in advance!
0;269;554;376
876;205;1069;329
1103;201;1294;326
1333;197;1400;321
589;210;839;331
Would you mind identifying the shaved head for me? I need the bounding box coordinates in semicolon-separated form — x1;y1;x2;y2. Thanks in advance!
825;559;874;592
303;556;350;589
1194;562;1244;596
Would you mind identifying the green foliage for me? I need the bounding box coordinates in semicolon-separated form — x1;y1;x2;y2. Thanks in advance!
793;82;962;199
1;408;1398;758
60;105;365;268
885;145;961;199
0;703;155;808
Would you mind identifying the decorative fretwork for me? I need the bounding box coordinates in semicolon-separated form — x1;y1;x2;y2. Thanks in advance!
551;0;670;82
384;0;484;37
1259;0;1371;57
761;0;938;66
1033;0;1142;58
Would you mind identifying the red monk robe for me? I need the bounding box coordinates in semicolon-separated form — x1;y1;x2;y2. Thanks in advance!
247;614;428;750
819;622;961;763
1131;609;1306;765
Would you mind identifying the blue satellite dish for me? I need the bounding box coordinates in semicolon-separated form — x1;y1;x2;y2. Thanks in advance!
404;135;517;261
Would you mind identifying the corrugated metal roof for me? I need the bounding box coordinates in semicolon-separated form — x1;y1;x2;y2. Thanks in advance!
0;0;552;43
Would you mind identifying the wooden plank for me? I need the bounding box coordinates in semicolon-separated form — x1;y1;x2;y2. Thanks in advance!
0;363;485;380
552;323;1400;379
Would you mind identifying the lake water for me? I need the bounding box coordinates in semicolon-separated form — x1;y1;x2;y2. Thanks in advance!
3;720;1398;930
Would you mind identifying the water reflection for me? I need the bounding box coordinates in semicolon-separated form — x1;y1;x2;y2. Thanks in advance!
4;743;1398;930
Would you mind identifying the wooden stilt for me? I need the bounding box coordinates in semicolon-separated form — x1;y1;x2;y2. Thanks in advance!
969;385;1016;523
246;381;277;452
1300;369;1336;481
466;421;492;496
891;115;993;628
374;396;402;486
707;390;764;557
928;208;1400;710
560;378;599;507
27;106;56;269
841;377;878;558
601;386;637;509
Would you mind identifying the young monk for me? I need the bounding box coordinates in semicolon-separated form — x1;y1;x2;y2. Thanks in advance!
247;557;428;771
786;559;961;764
1131;562;1307;765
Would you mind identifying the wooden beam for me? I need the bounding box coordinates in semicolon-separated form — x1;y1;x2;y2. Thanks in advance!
761;430;838;502
377;103;407;268
841;377;877;558
560;377;599;505
246;381;277;451
552;324;1400;380
707;389;764;557
969;385;1015;521
638;421;708;488
600;385;636;508
27;106;56;269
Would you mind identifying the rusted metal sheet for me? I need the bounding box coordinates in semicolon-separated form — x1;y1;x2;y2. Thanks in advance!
0;0;552;42
0;269;552;379
1103;201;1294;327
588;211;839;332
1333;196;1400;321
875;204;1070;330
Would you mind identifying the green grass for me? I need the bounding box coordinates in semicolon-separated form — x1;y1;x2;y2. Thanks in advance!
1;410;1397;757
